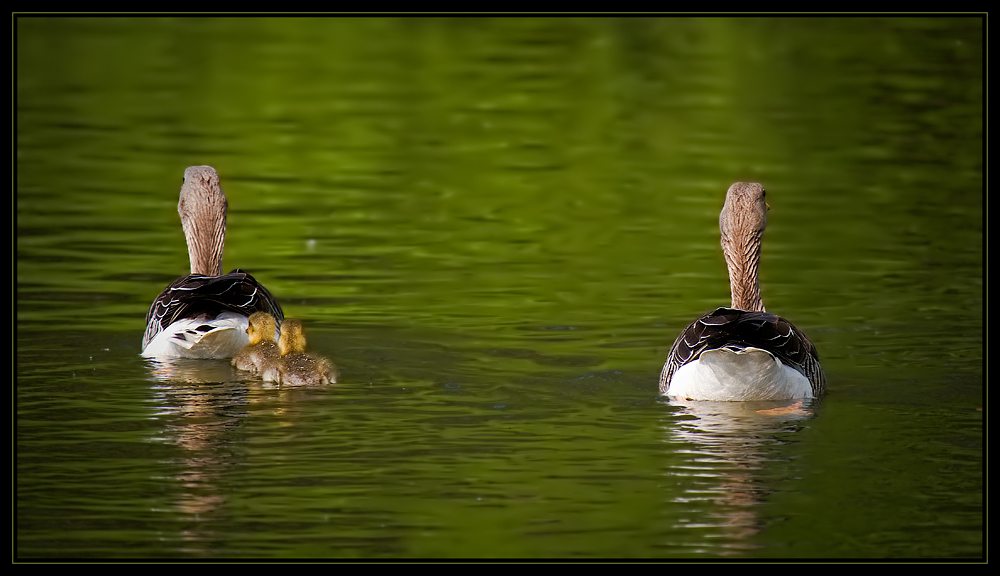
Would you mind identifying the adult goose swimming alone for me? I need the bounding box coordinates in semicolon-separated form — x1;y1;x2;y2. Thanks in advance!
141;166;284;359
659;183;826;401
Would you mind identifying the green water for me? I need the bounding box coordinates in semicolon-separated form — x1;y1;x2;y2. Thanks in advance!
16;16;982;559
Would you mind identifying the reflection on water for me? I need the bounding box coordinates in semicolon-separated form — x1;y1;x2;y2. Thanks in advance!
662;398;820;555
149;377;247;554
146;358;244;384
148;362;340;556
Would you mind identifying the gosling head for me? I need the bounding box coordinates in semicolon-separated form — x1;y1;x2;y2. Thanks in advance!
246;312;278;345
278;319;308;356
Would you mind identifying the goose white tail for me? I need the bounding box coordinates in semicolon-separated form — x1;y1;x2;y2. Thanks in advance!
665;347;813;401
141;312;250;359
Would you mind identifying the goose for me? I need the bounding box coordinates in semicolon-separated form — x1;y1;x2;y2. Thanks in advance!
262;319;336;386
141;166;284;358
232;312;281;374
659;182;826;401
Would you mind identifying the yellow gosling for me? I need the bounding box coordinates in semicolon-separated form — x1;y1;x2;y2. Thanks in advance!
261;319;336;386
232;312;280;375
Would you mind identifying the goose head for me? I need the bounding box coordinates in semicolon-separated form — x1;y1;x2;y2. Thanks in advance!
719;182;770;313
178;165;227;276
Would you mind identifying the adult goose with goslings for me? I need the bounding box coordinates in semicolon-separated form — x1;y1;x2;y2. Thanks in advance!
659;182;826;401
141;166;284;359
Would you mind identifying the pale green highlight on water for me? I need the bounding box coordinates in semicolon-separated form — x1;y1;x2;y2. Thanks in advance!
16;16;982;559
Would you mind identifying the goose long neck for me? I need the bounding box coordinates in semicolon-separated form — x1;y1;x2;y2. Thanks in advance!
719;185;767;313
178;167;227;276
722;229;765;312
181;209;226;276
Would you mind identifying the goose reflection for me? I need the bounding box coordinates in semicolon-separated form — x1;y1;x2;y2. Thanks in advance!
661;398;820;554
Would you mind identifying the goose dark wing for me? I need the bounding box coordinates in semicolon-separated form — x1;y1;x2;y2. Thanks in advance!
659;307;824;395
142;269;284;349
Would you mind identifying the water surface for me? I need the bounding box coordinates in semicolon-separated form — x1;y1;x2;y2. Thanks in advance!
16;16;983;559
